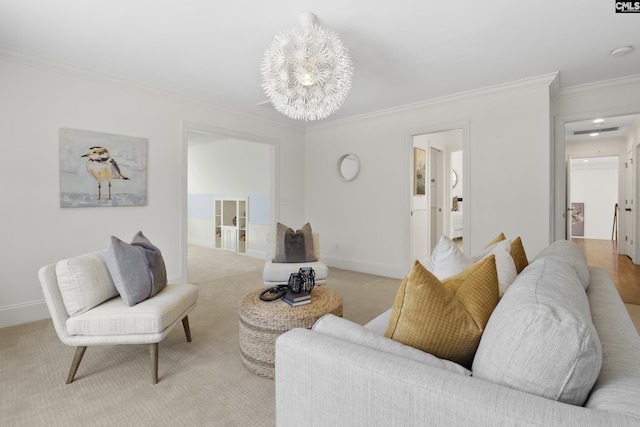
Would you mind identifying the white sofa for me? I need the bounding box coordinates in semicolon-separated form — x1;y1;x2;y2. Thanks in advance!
275;241;640;426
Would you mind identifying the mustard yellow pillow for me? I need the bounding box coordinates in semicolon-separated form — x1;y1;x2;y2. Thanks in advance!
385;256;499;368
510;236;528;274
485;232;506;248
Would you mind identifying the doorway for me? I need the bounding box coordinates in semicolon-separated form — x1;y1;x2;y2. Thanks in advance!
410;128;464;265
557;113;640;263
181;122;278;282
568;156;619;240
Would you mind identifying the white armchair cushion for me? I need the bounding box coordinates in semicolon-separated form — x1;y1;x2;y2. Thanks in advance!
66;283;198;336
263;260;328;285
56;251;119;316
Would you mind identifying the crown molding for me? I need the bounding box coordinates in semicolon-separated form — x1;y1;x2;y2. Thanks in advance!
308;72;560;130
0;45;305;132
557;73;640;100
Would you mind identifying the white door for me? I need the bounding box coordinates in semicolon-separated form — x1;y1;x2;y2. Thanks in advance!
430;147;444;251
624;150;635;261
566;157;572;240
411;139;430;264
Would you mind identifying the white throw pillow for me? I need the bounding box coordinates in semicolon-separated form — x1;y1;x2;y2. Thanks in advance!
472;239;517;296
424;235;472;280
425;235;517;295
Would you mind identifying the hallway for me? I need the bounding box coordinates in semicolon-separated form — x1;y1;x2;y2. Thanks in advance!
572;238;640;305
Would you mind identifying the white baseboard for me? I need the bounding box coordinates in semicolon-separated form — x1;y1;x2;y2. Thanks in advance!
0;300;50;329
322;255;405;279
188;239;214;248
245;249;267;260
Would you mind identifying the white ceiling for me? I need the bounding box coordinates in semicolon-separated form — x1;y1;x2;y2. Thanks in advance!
565;114;640;142
1;0;639;127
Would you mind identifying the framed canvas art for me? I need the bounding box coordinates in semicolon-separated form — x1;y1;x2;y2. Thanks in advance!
59;128;147;207
414;147;426;196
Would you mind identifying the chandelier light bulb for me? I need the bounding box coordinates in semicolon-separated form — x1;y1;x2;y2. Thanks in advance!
261;12;354;121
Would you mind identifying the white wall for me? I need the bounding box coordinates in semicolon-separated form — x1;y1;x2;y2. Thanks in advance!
570;160;619;239
566;138;626;241
0;49;305;327
187;137;271;255
305;74;556;278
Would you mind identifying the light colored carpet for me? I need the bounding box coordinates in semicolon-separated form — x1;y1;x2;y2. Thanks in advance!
2;247;640;426
0;246;400;427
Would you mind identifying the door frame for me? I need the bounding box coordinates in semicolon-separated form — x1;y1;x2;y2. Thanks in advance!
405;120;470;274
554;111;640;263
180;120;279;282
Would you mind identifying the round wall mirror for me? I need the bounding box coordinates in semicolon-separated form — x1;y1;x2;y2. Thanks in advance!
337;153;361;182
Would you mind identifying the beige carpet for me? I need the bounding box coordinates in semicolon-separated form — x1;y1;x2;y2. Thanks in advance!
0;246;400;427
3;247;640;426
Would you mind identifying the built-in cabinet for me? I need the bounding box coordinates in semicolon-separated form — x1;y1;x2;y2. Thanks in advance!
215;198;247;253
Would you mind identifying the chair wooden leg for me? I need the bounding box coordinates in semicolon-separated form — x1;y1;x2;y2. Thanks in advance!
182;316;192;342
150;343;158;384
66;346;87;384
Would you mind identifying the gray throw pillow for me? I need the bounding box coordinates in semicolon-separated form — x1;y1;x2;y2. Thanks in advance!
104;231;167;306
273;223;315;263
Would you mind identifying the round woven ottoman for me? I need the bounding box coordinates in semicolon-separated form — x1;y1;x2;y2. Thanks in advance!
238;287;343;379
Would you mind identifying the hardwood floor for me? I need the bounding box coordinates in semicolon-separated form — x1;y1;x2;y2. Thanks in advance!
572;238;640;305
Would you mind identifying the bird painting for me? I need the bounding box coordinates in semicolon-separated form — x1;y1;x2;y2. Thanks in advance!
81;146;129;200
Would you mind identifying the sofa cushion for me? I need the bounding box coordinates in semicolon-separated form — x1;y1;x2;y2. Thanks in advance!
104;231;168;307
66;283;198;336
313;314;471;376
584;267;640;418
385;256;499;368
56;251;119;316
533;240;589;289
273;223;315;263
472;256;602;406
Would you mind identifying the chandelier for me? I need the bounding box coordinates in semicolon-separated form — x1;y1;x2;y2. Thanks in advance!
261;12;353;121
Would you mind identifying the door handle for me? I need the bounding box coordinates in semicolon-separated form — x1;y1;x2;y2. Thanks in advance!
626;208;632;212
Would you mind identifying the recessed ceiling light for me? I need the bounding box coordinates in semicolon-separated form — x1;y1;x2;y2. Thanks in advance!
610;46;634;58
593;118;604;123
590;133;600;137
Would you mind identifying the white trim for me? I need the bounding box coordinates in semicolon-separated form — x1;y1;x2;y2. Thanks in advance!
405;120;471;274
309;72;560;131
0;300;50;329
553;113;640;244
180;121;280;283
0;45;303;132
322;255;405;280
556;74;640;100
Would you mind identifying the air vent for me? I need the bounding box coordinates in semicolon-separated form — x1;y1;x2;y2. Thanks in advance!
572;127;619;136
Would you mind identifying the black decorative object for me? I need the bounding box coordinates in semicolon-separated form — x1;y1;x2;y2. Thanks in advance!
287;267;315;293
261;267;316;302
298;267;315;292
259;286;286;301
